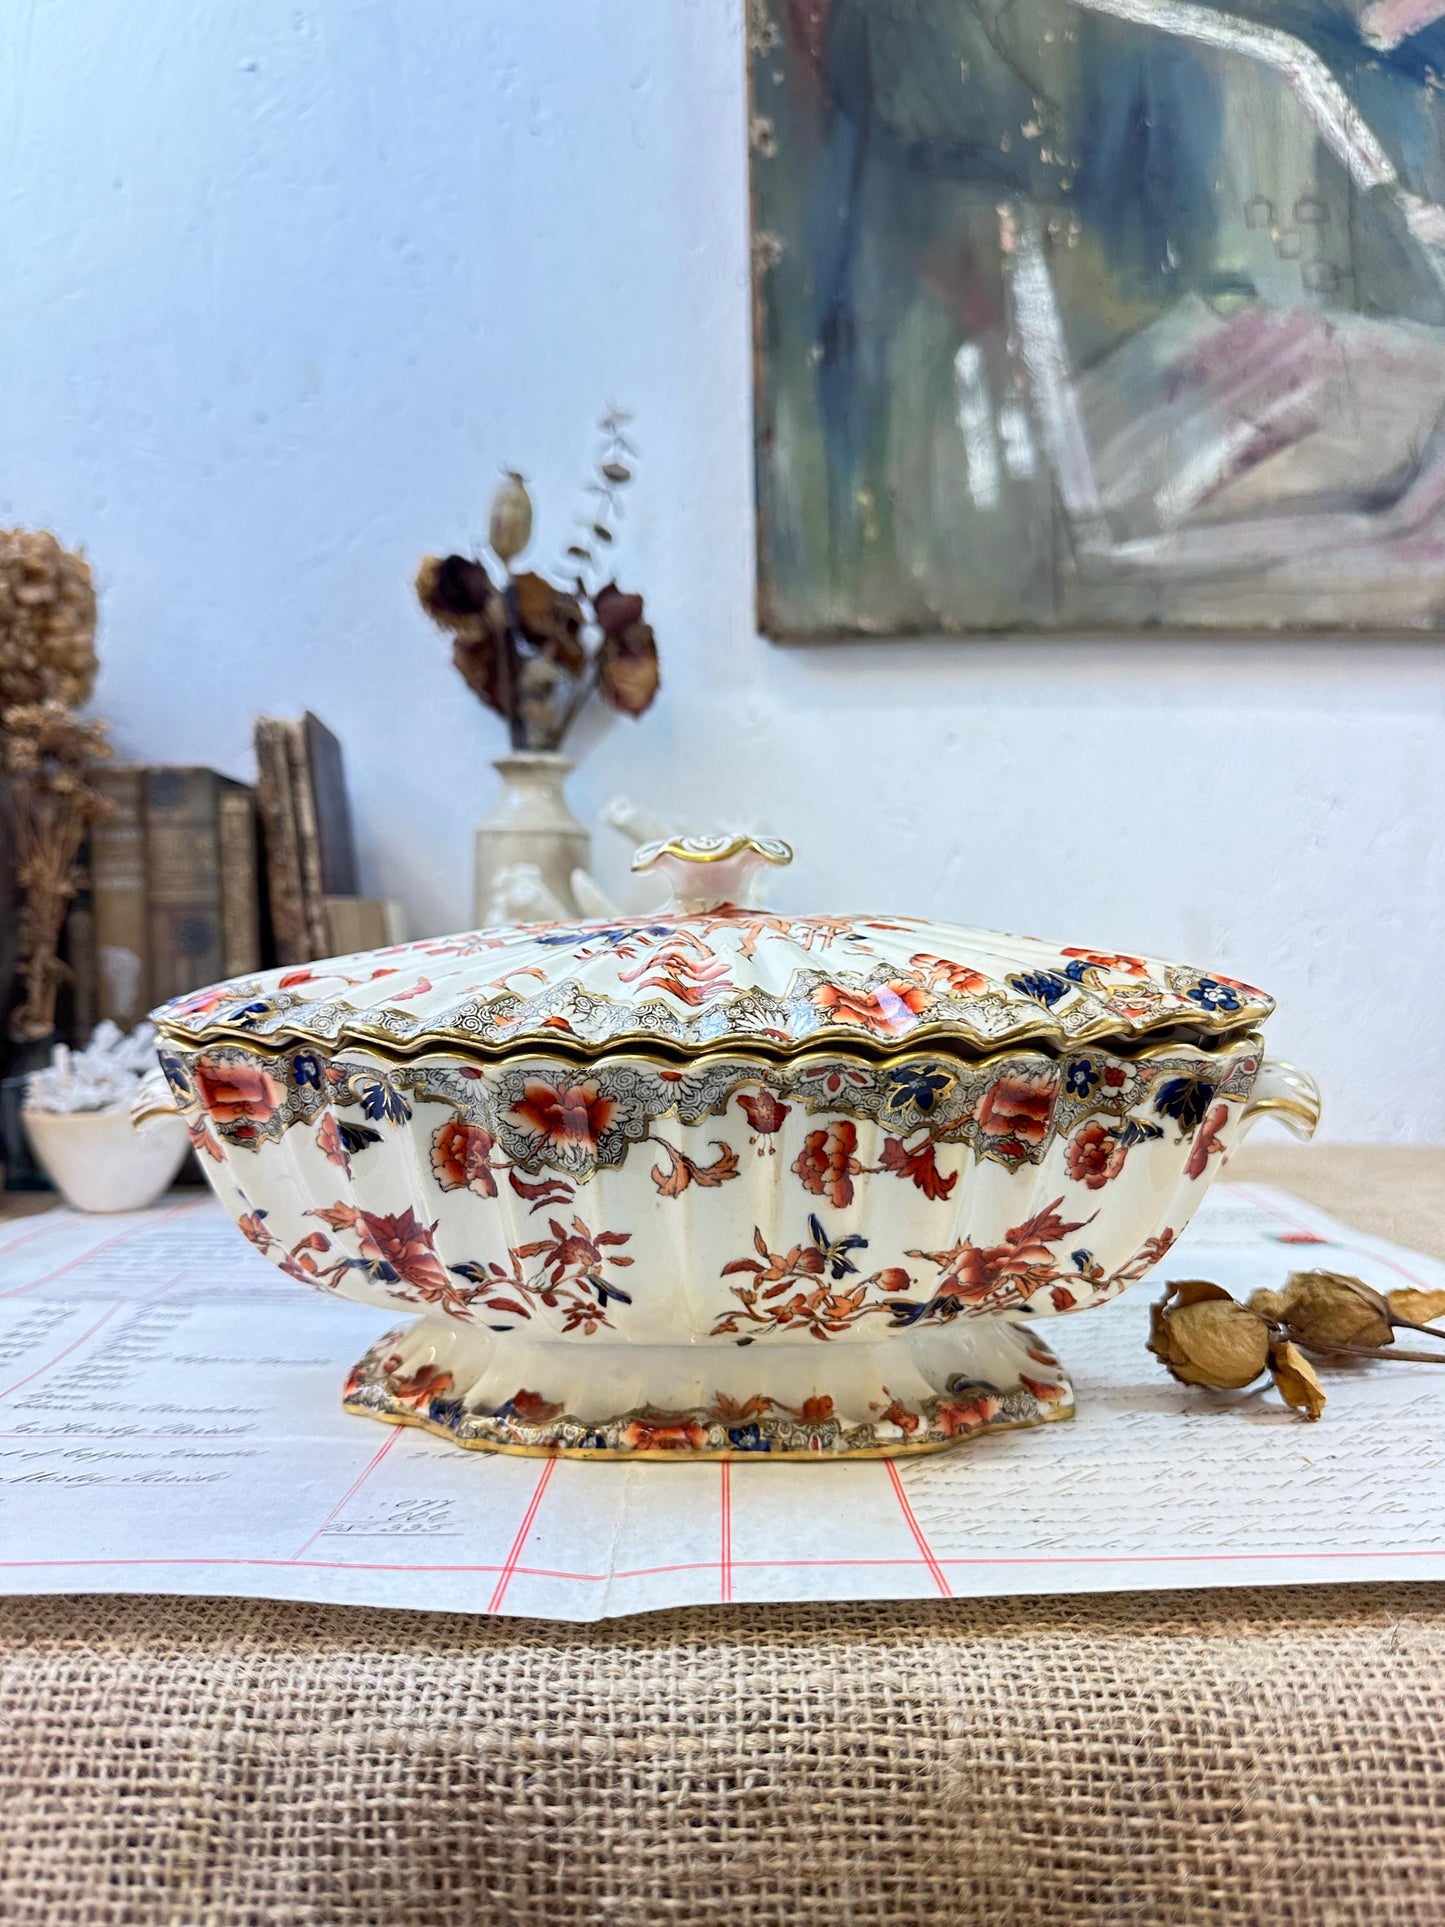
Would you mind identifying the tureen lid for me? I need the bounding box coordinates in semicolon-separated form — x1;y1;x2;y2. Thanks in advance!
152;834;1273;1060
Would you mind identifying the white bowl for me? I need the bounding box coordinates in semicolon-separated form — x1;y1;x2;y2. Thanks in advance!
25;1104;191;1213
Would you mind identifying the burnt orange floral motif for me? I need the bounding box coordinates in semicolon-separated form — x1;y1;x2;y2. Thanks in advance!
507;1077;615;1152
193;1058;283;1126
1185;1102;1230;1181
509;1388;564;1425
792;1119;862;1208
186;1117;225;1162
388;1363;454;1409
933;1392;1002;1437
1018;1373;1068;1404
975;1072;1058;1147
878;1397;922;1436
908;952;988;995
811;981;929;1034
1066;1119;1129;1191
355;1207;454;1299
315;1111;349;1172
737;1090;790;1137
430;1116;498;1197
620;1416;710;1452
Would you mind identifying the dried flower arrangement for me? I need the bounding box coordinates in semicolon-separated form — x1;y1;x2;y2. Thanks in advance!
415;411;660;753
1149;1270;1445;1421
0;531;110;1043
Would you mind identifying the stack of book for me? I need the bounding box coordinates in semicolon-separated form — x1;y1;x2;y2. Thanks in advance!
70;713;395;1038
88;767;264;1029
253;712;398;963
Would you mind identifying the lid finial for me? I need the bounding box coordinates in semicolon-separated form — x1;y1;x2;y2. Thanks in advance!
631;833;792;913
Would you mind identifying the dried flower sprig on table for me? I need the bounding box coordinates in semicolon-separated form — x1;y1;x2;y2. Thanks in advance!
415;410;660;754
1149;1270;1445;1421
0;531;109;1045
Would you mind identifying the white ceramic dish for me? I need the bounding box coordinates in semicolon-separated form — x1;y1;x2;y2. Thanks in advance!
26;1103;191;1214
140;836;1319;1459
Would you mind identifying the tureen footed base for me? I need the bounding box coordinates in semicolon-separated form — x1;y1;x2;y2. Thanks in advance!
341;1317;1075;1459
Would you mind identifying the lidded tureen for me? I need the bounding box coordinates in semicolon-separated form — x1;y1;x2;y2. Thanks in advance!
141;835;1319;1458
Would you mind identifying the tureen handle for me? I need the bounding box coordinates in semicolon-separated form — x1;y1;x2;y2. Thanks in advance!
631;833;793;913
1237;1059;1321;1142
131;1065;182;1134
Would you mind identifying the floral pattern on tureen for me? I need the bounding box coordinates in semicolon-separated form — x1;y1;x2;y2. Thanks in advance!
153;834;1271;1060
143;833;1316;1462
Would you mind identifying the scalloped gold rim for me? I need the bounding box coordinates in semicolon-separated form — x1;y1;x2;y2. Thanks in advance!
631;833;794;871
156;1026;1268;1078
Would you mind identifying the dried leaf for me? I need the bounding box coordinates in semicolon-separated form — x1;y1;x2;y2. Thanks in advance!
1388;1288;1445;1328
1269;1339;1327;1421
596;619;660;718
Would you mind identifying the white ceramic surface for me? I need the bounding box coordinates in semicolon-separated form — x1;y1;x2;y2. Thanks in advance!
146;836;1320;1458
26;1104;191;1213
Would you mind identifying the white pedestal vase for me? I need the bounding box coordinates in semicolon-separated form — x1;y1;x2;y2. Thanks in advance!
472;753;591;927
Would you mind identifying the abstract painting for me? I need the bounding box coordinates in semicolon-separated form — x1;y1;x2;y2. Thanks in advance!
750;0;1445;635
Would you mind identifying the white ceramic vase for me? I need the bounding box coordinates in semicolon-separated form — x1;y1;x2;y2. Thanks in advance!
472;752;590;927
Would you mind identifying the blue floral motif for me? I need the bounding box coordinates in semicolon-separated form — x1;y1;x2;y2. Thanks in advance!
807;1212;869;1280
882;1063;953;1116
1152;1075;1218;1132
1185;977;1243;1014
292;1052;322;1088
1065;1058;1099;1097
726;1424;772;1453
1008;970;1072;1008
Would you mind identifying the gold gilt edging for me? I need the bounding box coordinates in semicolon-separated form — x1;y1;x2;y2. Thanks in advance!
340;1399;1075;1460
154;1010;1266;1070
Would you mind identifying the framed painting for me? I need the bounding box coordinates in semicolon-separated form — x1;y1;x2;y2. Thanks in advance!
750;0;1445;636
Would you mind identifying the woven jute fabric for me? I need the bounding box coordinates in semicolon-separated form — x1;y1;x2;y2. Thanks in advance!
2;1586;1445;1925
2;1149;1441;1924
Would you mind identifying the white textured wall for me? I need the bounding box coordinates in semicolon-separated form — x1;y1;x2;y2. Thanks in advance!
2;0;1442;1140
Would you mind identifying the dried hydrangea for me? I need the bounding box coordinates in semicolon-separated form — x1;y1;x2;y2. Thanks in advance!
0;529;98;712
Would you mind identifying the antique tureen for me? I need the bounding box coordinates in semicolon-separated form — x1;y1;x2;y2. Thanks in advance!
140;835;1319;1459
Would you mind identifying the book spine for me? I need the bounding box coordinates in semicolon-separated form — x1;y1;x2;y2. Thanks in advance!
89;767;150;1029
254;720;308;965
217;783;261;978
61;849;99;1045
145;768;223;1007
285;721;331;960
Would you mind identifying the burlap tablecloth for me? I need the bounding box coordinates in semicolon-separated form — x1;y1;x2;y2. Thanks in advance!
2;1147;1442;1927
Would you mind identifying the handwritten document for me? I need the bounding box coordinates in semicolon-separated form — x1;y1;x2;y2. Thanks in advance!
0;1184;1441;1620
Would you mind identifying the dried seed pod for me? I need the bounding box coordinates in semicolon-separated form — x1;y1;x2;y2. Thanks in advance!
1148;1279;1271;1391
596;618;660;719
1279;1270;1394;1351
488;472;533;566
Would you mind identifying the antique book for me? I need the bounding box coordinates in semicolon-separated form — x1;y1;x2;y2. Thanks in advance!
283;721;331;961
322;897;404;956
253;720;308;965
145;769;260;1005
217;783;261;979
89;766;150;1028
303;712;359;898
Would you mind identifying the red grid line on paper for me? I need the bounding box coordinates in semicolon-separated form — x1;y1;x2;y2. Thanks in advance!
885;1458;951;1597
719;1462;733;1602
0;1196;210;1300
0;1216;68;1260
291;1429;402;1559
487;1458;558;1613
1232;1182;1435;1291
